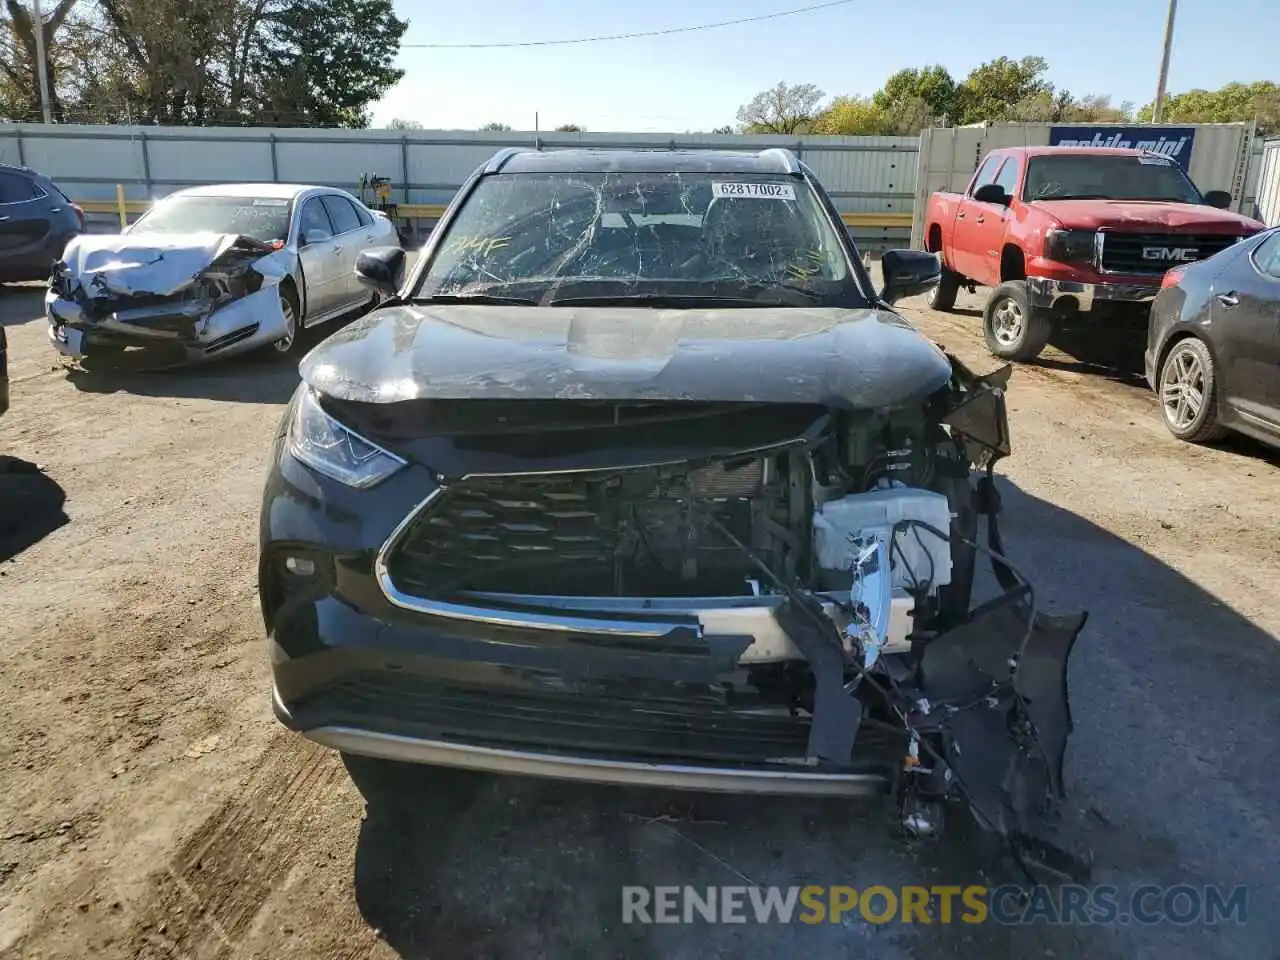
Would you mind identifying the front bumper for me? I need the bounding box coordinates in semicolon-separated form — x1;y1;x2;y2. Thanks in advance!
275;688;888;797
262;427;910;795
1026;276;1160;313
46;285;288;365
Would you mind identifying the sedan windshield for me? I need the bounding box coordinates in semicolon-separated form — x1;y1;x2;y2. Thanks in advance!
1023;155;1203;203
130;196;292;243
413;171;865;307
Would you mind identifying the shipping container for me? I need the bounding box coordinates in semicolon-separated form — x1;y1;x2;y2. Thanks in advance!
1255;138;1280;227
910;122;1258;249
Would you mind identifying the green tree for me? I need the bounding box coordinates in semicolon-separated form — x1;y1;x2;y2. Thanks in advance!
91;0;405;126
479;120;511;131
811;95;888;135
254;0;406;127
0;0;80;120
872;64;958;132
736;81;824;134
956;56;1052;123
388;117;423;130
1137;81;1280;135
555;122;584;132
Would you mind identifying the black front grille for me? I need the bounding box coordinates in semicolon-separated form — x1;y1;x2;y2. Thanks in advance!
387;460;783;597
299;672;897;768
1099;232;1240;275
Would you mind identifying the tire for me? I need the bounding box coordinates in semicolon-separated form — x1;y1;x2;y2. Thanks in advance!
270;284;303;359
927;267;961;312
982;281;1053;361
1156;337;1227;444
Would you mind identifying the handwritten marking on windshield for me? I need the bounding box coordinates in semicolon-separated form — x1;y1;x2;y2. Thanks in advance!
444;236;512;257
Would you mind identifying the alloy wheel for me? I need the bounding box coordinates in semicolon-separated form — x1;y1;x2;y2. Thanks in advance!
1161;346;1206;431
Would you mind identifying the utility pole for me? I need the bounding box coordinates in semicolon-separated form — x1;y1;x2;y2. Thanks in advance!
1152;0;1178;123
31;0;53;123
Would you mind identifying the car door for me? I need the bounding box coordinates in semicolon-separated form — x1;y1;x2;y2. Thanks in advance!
320;194;369;311
1217;230;1280;429
951;154;1004;282
965;155;1021;288
295;196;339;320
0;169;54;263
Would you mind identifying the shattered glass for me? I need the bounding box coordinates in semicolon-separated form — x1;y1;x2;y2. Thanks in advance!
414;171;867;308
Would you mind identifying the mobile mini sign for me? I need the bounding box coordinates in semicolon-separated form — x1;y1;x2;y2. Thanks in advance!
1048;126;1197;169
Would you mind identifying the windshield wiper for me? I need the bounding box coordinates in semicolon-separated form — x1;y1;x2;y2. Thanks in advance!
410;293;540;306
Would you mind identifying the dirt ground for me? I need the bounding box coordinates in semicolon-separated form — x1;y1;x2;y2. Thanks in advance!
1;271;1278;960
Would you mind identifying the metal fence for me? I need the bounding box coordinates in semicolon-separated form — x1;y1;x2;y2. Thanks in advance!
0;123;920;251
1;122;1270;249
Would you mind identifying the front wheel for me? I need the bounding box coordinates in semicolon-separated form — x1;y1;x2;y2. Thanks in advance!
982;281;1053;361
927;267;962;312
271;284;303;358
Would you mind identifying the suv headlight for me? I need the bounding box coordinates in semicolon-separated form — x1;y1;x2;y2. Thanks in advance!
1043;228;1096;264
287;388;406;488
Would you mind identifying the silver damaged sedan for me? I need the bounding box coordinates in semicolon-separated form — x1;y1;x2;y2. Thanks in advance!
46;183;400;365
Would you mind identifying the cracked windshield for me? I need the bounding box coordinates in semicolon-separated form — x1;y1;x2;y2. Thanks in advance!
416;171;860;306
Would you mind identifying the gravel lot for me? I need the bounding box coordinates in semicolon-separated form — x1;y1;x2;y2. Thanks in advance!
1;272;1278;960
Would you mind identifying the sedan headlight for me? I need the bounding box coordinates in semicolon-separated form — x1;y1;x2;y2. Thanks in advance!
1043;228;1096;264
287;388;406;488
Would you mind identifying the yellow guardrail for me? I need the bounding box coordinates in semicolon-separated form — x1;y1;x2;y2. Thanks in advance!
76;198;151;215
75;198;913;231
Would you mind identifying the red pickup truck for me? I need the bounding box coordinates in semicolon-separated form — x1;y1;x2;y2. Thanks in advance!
922;146;1266;361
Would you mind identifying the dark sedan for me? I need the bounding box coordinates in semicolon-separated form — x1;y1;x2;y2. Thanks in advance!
1145;227;1280;447
259;147;1089;870
0;163;83;284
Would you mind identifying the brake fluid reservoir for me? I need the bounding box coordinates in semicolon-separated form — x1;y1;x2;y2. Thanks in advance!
813;488;954;594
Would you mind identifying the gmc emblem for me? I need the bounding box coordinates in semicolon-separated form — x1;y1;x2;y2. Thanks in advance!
1142;246;1199;262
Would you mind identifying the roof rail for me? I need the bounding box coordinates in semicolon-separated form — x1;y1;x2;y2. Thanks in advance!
483;147;527;174
758;148;802;175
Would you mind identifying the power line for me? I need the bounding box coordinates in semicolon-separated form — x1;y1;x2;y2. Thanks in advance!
401;0;859;49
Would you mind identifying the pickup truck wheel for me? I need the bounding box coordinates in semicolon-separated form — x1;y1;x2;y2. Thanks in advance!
927;267;961;312
983;281;1052;361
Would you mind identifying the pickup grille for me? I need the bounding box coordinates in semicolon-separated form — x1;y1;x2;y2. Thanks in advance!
1099;232;1240;275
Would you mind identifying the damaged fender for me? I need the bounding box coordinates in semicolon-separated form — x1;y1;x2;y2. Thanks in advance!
47;231;294;364
918;591;1089;875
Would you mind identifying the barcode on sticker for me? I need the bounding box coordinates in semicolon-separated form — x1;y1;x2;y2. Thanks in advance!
712;182;797;200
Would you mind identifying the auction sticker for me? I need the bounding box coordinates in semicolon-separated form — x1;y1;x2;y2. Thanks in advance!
712;182;797;200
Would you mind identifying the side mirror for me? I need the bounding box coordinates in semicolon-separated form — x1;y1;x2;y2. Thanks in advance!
302;229;330;246
973;183;1010;205
879;249;941;305
1203;190;1232;210
355;246;405;297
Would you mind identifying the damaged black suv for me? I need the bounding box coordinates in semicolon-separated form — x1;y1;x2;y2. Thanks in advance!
260;147;1087;866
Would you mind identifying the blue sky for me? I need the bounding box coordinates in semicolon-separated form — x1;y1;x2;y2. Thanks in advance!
372;0;1278;131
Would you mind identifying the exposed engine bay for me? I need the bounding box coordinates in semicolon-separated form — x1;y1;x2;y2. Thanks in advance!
375;357;1091;880
45;232;292;365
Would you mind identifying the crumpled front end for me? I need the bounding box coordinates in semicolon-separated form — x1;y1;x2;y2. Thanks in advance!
264;355;1090;879
46;231;294;366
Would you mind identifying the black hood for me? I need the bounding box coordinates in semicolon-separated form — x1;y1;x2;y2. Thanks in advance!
300;303;953;410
